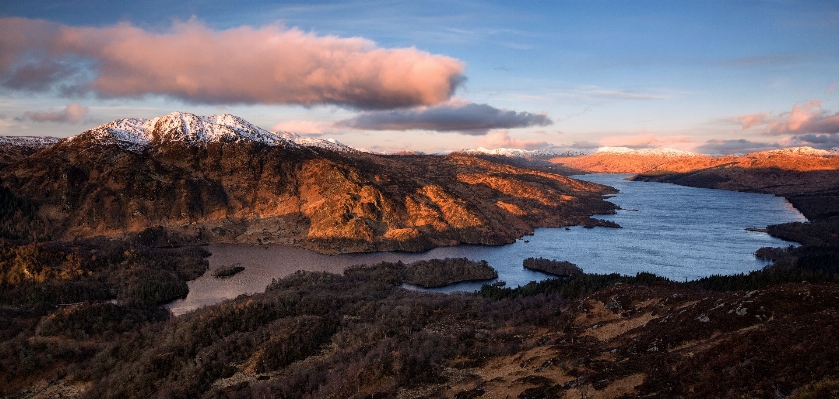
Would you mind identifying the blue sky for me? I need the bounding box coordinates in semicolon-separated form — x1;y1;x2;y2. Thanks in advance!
1;0;837;154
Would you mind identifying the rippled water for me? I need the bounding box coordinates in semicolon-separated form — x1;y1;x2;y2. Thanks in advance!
167;174;806;315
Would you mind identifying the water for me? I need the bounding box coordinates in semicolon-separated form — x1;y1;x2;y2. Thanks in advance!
167;174;806;315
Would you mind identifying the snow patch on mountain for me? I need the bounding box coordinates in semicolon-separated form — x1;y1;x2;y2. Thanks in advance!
751;146;838;157
276;132;357;153
74;112;365;154
458;147;578;158
594;147;699;157
0;136;61;148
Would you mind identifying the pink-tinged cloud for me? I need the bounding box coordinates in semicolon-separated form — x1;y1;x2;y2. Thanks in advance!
477;131;550;150
271;120;342;136
18;103;89;123
733;100;839;135
337;101;552;135
787;134;839;149
0;18;465;109
733;113;770;130
598;133;698;151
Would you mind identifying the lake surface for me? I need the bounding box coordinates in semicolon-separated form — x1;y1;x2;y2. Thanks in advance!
167;174;806;315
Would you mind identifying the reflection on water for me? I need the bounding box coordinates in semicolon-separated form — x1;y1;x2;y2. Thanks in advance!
167;174;806;315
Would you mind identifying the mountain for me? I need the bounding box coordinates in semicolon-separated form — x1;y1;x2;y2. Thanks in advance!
633;146;839;193
0;135;61;168
457;146;582;159
632;146;839;221
0;112;618;253
549;146;708;174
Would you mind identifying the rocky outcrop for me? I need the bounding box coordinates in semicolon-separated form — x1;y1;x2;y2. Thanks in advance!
0;112;618;254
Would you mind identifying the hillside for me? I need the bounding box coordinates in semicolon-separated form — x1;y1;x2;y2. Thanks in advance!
549;147;714;174
0;136;60;169
632;147;839;221
0;112;618;254
4;261;838;399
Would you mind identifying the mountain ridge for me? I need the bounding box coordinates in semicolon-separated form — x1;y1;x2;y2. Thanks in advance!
550;145;839;174
0;112;618;253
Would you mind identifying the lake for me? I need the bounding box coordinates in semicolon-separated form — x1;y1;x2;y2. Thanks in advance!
167;174;806;315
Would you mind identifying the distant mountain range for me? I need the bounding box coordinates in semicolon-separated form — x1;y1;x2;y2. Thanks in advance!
0;112;617;253
455;147;585;159
550;146;839;174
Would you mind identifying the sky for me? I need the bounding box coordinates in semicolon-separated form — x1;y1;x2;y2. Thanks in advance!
0;0;838;154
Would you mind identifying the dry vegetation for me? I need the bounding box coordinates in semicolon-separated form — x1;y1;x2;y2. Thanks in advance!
1;242;838;398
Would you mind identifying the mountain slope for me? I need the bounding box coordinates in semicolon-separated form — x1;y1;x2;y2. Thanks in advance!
0;136;61;169
632;147;839;194
0;112;618;253
632;147;839;221
549;147;708;174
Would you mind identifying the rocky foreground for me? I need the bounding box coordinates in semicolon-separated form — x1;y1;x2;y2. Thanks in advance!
0;112;617;254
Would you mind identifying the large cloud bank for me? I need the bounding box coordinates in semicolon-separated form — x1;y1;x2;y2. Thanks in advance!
734;100;839;136
733;100;839;150
0;18;465;109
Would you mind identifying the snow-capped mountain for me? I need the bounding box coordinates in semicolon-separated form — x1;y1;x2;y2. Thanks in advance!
71;112;296;152
0;136;61;148
748;146;839;157
458;147;581;158
594;146;699;157
277;131;357;153
69;111;358;154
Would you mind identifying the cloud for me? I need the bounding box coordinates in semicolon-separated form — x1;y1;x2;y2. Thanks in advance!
585;89;667;100
787;134;839;149
720;54;802;67
695;139;782;155
733;113;770;130
566;141;602;151
477;131;550;150
337;101;552;135
271;120;343;136
598;133;698;151
565;86;672;101
18;103;89;123
827;81;837;95
734;100;839;135
0;17;465;109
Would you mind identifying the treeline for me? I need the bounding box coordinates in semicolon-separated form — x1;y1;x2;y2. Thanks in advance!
345;257;498;288
479;271;666;300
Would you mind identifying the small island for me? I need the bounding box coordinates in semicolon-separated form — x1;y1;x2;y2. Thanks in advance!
211;264;245;278
523;257;583;277
345;257;498;288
